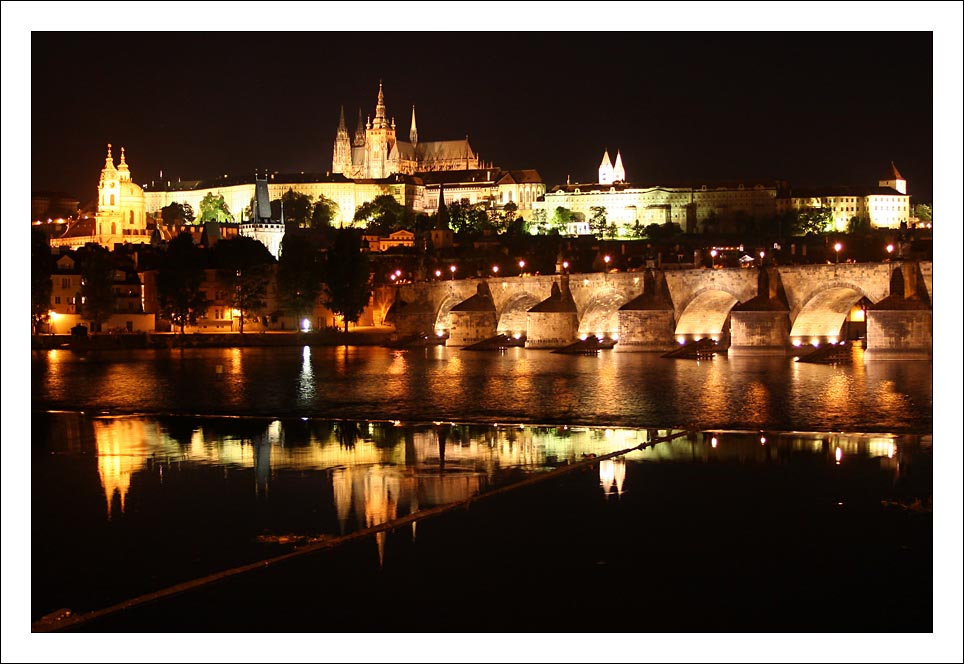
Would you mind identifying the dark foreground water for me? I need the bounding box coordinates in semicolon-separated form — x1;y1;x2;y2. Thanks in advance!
29;345;934;635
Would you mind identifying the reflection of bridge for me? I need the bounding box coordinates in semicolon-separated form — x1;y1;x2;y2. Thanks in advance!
381;262;932;358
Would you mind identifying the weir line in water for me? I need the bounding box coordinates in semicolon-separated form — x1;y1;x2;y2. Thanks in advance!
32;428;691;632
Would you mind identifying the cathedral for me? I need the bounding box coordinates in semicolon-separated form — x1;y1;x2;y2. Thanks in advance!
332;81;481;179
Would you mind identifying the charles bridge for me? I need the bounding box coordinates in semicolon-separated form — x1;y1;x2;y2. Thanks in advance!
375;261;932;359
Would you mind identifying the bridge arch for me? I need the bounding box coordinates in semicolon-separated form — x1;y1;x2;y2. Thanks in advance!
577;289;630;339
789;281;874;344
433;293;464;334
674;287;742;341
497;291;541;336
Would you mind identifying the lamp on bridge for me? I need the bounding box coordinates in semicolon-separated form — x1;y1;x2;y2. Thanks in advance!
604;255;611;271
834;242;842;264
435;269;442;279
710;249;718;269
449;265;457;280
492;265;499;276
886;243;894;260
518;260;526;276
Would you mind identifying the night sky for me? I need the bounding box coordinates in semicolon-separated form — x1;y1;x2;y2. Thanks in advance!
28;27;938;207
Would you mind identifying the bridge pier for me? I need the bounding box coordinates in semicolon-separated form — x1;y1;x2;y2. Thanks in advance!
525;279;579;349
447;282;498;347
615;271;676;352
864;262;932;360
728;268;792;356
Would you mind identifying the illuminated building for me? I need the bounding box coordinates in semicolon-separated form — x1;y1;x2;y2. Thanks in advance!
533;150;780;235
50;144;149;249
774;162;911;230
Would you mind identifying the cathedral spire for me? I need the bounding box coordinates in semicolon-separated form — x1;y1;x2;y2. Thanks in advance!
104;143;116;169
613;149;625;182
337;105;347;134
410;105;418;145
354;108;366;147
373;80;387;128
599;148;615;184
117;146;130;180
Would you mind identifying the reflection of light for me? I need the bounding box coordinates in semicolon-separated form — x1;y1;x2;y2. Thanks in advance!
760;436;767;445
835;447;843;464
512;332;521;339
599;457;626;496
611;333;619;341
711;436;718;448
888;443;896;459
579;334;588;341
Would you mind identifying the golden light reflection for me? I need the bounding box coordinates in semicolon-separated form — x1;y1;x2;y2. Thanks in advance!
94;419;157;519
835;446;843;464
599;456;626;496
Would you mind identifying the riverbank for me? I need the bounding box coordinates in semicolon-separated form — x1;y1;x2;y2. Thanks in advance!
31;327;396;350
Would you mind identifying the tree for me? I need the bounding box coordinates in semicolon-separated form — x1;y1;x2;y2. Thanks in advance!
212;236;275;333
531;208;548;234
589;206;608;238
321;228;373;333
311;194;339;230
793;207;832;236
31;228;53;334
277;231;324;324
271;188;313;228
847;215;870;234
198;192;233;224
160;202;194;225
157;233;208;335
913;203;932;223
447;199;489;235
550;206;574;233
79;244;116;331
354;195;406;233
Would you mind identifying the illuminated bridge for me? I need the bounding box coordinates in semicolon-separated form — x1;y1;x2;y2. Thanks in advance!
377;261;932;359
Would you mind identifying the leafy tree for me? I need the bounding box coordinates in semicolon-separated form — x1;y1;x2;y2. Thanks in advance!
913;203;932;223
79;244;116;331
160;202;194;225
550;206;574;233
198;192;233;224
311;194;339;230
157;233;208;335
321;228;373;333
847;215;870;234
793;207;832;236
589;206;608;238
271;188;313;228
353;194;406;233
531;208;548;233
212;236;275;333
31;228;53;334
446;199;490;235
277;231;324;324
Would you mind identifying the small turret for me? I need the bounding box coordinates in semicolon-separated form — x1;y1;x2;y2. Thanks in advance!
598;149;614;185
410;105;418;145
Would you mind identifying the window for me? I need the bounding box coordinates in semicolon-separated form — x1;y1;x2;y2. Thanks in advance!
55;296;61;305
61;277;70;288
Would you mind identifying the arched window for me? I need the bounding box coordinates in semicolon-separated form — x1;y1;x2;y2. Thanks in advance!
130;210;134;224
109;194;115;206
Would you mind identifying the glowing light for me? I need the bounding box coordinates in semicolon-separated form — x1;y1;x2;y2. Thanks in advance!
301;318;310;331
828;337;838;345
677;336;686;345
436;330;444;337
810;338;820;347
710;336;718;342
760;436;767;445
579;334;588;341
886;244;894;254
512;332;521;340
888;443;896;459
834;242;842;252
48;310;59;320
435;269;442;278
604;255;611;264
835;446;843;464
583;279;590;286
792;339;802;347
711;436;718;448
492;265;499;274
611;333;619;341
519;260;526;270
449;265;456;273
562;261;569;269
395;269;402;277
390;274;397;281
710;249;718;258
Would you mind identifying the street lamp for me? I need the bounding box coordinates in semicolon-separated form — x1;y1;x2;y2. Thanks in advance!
710;249;718;268
519;260;526;275
603;255;611;271
492;264;499;275
449;265;457;280
435;269;442;279
562;260;569;273
886;243;894;260
759;250;765;266
834;242;842;264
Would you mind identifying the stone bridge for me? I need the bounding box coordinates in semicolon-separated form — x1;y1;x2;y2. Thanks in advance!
377;261;932;359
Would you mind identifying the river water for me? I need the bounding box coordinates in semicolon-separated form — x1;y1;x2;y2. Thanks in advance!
29;345;934;634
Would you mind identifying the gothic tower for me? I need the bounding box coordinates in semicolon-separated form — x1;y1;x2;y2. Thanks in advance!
353;108;366;148
613;150;625;183
332;105;352;175
365;81;397;179
410;105;418;146
598;149;615;185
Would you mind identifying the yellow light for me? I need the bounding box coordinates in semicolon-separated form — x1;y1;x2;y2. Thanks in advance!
886;244;894;254
49;310;59;320
519;260;525;269
828;337;837;345
677;336;685;345
711;437;718;448
611;334;619;341
835;447;843;464
435;270;442;278
492;265;499;274
834;242;842;252
810;338;820;347
579;334;588;341
792;339;802;347
562;261;569;269
512;332;521;339
760;436;767;445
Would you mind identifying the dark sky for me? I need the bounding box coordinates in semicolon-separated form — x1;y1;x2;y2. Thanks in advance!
31;30;934;205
